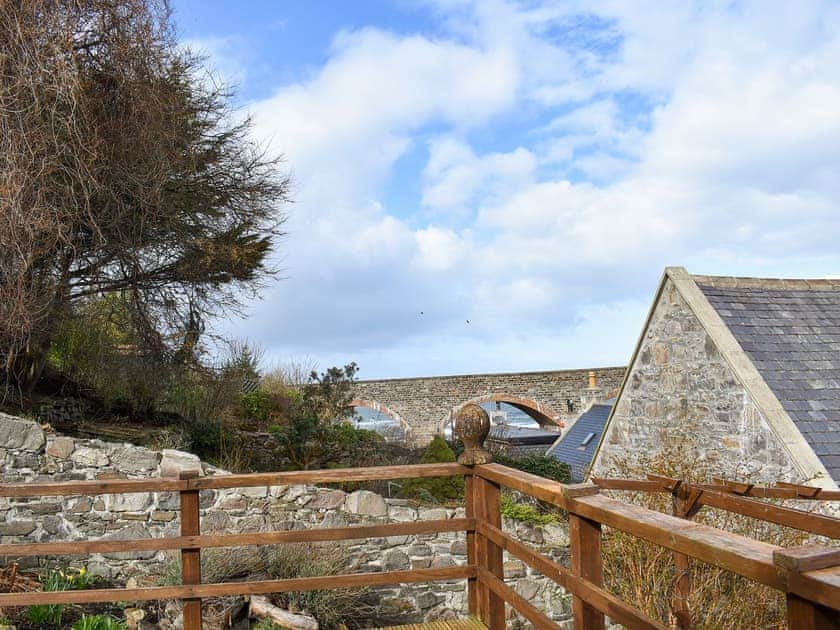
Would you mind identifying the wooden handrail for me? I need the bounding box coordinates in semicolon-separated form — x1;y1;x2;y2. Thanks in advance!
0;462;471;497
593;476;840;501
475;521;667;630
0;461;838;630
0;518;475;557
0;566;475;607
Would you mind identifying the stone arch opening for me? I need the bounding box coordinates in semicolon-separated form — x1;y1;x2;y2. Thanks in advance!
439;393;564;437
348;398;411;443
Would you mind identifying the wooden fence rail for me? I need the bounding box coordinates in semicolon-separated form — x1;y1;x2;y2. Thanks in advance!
0;462;838;629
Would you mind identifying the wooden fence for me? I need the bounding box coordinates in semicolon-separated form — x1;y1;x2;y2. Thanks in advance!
0;463;838;629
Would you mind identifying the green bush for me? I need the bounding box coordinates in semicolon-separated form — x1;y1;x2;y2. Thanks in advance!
240;389;274;425
494;454;571;483
400;436;463;503
500;494;560;525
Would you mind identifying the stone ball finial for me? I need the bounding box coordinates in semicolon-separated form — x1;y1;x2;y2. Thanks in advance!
453;403;492;465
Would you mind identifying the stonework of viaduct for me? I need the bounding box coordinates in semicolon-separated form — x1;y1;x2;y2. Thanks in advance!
350;366;627;446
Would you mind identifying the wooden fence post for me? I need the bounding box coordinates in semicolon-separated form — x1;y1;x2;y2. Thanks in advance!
453;402;504;629
671;481;702;630
464;474;478;617
567;484;605;630
180;470;202;630
774;545;840;630
474;474;505;630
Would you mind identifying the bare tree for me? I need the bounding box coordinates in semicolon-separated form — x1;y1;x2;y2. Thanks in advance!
0;0;290;394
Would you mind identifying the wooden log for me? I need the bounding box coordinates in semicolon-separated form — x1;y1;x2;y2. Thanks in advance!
0;566;475;607
0;463;471;497
672;491;693;630
464;476;478;617
570;508;605;630
774;545;840;618
477;567;559;630
180;470;202;630
0;518;474;557
250;595;319;630
569;494;786;590
476;521;667;630
473;475;505;630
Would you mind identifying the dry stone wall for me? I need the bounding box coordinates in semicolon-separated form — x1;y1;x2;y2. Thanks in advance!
594;278;801;483
0;412;576;628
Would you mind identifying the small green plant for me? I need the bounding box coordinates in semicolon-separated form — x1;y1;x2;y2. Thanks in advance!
27;566;96;626
252;620;285;630
72;614;128;630
500;494;561;525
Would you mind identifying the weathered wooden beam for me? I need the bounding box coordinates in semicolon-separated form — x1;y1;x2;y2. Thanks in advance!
0;566;475;607
0;518;474;557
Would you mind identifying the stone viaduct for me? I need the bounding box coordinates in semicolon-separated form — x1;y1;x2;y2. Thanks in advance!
350;366;626;446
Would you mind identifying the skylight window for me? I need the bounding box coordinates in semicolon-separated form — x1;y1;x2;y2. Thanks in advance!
580;432;596;447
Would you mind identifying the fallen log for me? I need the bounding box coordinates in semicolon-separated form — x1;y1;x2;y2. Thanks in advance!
250;595;319;630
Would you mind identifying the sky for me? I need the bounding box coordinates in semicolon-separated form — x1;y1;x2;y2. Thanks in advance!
171;0;840;379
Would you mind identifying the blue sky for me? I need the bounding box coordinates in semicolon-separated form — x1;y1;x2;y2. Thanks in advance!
171;1;840;379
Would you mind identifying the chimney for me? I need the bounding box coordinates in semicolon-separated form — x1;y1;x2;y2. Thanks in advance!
580;371;604;410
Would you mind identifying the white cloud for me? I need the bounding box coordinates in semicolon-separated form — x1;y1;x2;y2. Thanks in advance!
207;0;840;377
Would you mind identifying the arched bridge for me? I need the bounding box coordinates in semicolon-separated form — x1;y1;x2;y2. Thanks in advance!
350;366;626;446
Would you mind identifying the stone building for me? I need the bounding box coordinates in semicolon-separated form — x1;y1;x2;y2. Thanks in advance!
592;267;840;490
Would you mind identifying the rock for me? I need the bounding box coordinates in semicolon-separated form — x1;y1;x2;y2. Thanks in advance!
283;485;309;501
72;446;110;467
418;508;449;520
114;448;161;473
345;490;387;516
150;510;177;522
159;449;203;478
504;560;527;579
201;510;232;533
0;413;45;452
416;591;443;609
0;521;35;536
46;436;75;459
125;607;146;629
108;492;152;512
388;505;417;522
541;522;569;547
449;540;467;555
307;490;346;510
384;550;410;571
514;578;542;600
102;523;155;559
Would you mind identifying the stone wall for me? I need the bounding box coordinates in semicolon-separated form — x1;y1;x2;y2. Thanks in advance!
594;278;800;483
0;413;575;628
353;366;626;446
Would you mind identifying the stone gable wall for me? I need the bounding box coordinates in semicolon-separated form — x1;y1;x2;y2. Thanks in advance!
0;413;575;628
593;278;801;483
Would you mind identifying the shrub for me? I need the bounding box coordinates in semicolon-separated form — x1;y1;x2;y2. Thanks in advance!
500;494;560;525
400;436;463;503
493;453;571;483
270;401;384;471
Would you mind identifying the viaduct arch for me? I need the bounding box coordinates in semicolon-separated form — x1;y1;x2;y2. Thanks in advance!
350;366;625;447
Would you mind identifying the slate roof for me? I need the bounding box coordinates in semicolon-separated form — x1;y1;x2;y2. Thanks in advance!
546;403;613;482
697;279;840;483
488;424;558;445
